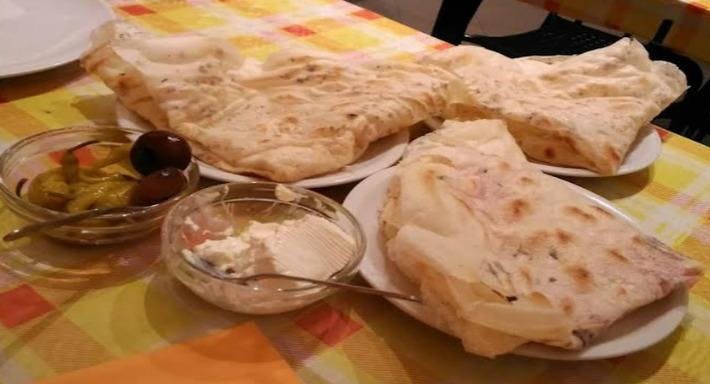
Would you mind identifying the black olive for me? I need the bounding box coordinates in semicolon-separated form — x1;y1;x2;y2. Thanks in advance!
130;167;187;207
130;131;191;175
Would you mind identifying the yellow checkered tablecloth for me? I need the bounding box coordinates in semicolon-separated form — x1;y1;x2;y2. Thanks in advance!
0;1;709;383
520;0;710;63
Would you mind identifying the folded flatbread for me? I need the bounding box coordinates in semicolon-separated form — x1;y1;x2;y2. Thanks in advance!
423;39;686;174
380;119;702;357
82;22;452;182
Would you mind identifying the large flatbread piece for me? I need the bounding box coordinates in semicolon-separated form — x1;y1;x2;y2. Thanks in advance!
82;22;452;182
380;119;702;357
423;39;686;174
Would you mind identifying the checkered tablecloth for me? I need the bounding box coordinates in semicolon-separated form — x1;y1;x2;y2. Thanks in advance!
520;0;710;63
0;1;708;383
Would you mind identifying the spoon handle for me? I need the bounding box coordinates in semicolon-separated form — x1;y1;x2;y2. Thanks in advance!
237;273;422;303
3;206;132;242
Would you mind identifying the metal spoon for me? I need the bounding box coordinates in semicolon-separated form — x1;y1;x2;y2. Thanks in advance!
186;256;421;303
235;273;422;303
3;206;143;242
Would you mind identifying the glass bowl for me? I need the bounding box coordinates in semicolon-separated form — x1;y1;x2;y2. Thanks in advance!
0;125;199;245
162;182;365;315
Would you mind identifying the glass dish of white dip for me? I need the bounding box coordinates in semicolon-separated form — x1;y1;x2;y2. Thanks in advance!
162;182;365;314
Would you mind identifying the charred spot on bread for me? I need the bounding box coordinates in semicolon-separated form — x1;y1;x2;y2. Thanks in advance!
561;297;575;314
605;145;621;163
590;205;614;218
563;136;580;154
555;229;574;244
544;147;556;159
564;206;597;222
607;249;628;263
518;176;534;185
508;198;532;220
524;230;549;249
565;265;592;289
632;235;646;245
422;169;440;185
491;289;506;301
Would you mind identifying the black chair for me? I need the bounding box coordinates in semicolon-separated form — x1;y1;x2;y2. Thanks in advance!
430;0;483;46
683;80;709;142
430;2;706;142
646;20;705;135
464;13;623;57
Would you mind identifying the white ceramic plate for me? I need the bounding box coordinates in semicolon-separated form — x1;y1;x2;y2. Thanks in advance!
116;103;409;188
531;124;662;177
0;0;114;78
424;119;662;178
343;167;689;360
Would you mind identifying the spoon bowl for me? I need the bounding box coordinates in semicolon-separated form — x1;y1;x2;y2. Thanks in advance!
183;252;421;303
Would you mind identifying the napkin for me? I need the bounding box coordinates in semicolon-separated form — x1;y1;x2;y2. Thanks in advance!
37;322;301;384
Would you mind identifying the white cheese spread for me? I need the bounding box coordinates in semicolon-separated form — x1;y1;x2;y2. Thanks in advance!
183;214;355;281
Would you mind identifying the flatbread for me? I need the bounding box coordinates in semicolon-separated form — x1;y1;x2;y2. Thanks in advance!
381;119;702;357
423;39;686;174
82;22;453;182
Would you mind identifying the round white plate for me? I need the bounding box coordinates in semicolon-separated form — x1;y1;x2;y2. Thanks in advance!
424;119;662;178
531;124;662;177
343;167;688;360
116;103;409;188
0;0;114;78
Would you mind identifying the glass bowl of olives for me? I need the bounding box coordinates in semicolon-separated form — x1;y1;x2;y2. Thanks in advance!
0;126;199;245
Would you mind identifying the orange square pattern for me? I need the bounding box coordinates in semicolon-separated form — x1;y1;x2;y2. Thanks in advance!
118;4;155;16
282;25;316;36
351;9;380;20
296;304;362;346
0;284;54;328
433;42;452;51
657;127;671;141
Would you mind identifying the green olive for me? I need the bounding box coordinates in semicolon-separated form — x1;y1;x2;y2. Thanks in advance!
93;181;136;209
26;168;72;211
89;143;132;170
65;181;137;213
